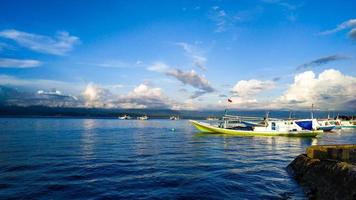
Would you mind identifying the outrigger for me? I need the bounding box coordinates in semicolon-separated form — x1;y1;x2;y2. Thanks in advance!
190;114;322;137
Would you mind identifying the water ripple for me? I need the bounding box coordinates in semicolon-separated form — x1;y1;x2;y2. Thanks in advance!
1;118;355;199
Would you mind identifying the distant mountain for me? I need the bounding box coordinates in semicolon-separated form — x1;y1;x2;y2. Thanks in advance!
0;105;354;119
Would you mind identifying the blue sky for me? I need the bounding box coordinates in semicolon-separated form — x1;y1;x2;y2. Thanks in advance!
0;0;355;110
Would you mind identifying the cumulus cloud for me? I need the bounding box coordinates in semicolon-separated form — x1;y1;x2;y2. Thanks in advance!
176;42;207;71
297;54;350;70
0;58;42;68
83;83;113;107
232;79;276;97
115;83;174;109
276;69;356;109
218;79;277;109
81;82;179;109
319;19;356;35
0;29;80;55
166;68;215;98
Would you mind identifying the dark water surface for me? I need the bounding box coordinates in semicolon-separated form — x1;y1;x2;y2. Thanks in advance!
1;118;356;199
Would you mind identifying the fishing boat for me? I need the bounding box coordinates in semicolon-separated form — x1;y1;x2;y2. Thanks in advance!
170;116;180;120
190;115;322;137
137;115;148;120
339;120;356;129
329;115;356;129
119;115;132;120
317;119;336;132
206;116;219;121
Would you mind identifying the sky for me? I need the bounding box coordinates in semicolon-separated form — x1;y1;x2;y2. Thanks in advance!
0;0;355;110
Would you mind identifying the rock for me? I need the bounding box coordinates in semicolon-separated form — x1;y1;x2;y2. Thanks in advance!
288;154;356;200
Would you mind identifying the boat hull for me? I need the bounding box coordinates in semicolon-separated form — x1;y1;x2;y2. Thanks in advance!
319;125;335;132
190;120;321;137
340;125;356;129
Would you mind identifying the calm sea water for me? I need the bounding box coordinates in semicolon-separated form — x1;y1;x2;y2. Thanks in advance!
1;118;356;200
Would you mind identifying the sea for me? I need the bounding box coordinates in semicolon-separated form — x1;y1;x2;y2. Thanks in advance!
0;118;355;200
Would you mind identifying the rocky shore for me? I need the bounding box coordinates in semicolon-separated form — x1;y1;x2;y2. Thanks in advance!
287;144;356;200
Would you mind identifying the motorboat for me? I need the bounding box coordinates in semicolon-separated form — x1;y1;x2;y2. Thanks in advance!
119;115;132;120
170;116;180;120
137;115;148;120
190;115;322;137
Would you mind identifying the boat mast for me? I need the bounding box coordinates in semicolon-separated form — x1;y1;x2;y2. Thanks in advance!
311;104;314;119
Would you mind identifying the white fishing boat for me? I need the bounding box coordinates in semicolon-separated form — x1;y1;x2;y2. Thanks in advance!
339;120;356;129
170;116;180;120
317;116;336;131
119;115;132;120
206;116;219;121
190;115;322;137
329;115;356;129
137;115;148;120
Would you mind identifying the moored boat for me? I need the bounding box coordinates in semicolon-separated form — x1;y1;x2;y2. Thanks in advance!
339;120;356;129
190;114;322;137
119;115;132;120
170;116;180;120
137;115;148;120
190;119;321;137
317;119;336;132
206;116;219;121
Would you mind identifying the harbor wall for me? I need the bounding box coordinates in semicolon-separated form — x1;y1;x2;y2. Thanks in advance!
287;145;356;200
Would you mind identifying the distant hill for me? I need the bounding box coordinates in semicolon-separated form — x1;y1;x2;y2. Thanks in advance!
0;105;354;119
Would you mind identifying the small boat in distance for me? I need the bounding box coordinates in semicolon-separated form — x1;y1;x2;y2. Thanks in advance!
119;115;132;120
206;116;219;121
170;116;180;120
137;115;148;120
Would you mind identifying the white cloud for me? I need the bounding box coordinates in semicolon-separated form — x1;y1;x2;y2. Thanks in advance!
0;58;42;68
276;69;356;109
83;83;113;107
176;42;207;70
222;79;276;109
147;62;170;72
117;83;174;109
232;79;276;97
210;6;228;33
0;29;80;55
81;82;179;109
319;19;356;40
80;59;143;69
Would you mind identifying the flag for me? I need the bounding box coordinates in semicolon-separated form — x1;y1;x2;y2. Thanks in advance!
228;98;232;103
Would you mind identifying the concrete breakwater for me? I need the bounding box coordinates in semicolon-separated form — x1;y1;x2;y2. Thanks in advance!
287;144;356;200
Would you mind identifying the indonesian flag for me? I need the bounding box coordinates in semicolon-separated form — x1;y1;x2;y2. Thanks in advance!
228;98;232;103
